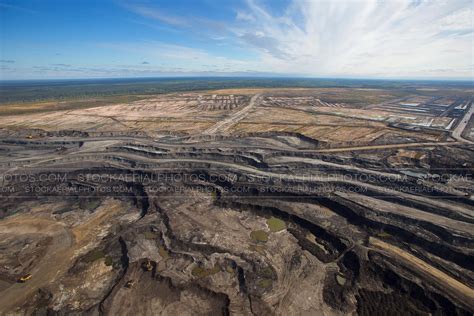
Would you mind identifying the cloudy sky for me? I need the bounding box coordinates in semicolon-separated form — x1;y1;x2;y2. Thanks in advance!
0;0;472;80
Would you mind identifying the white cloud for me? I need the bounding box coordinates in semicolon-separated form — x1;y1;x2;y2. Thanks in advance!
124;4;189;27
0;2;37;14
233;0;473;78
439;7;472;31
236;10;255;22
14;0;470;79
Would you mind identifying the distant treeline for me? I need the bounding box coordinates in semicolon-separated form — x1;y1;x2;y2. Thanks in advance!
0;77;472;104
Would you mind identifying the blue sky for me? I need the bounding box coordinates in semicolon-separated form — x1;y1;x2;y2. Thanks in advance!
0;0;472;80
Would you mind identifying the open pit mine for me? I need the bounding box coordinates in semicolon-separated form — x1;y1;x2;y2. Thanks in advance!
0;87;473;315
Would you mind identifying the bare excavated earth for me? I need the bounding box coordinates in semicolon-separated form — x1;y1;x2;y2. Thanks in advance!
0;89;473;315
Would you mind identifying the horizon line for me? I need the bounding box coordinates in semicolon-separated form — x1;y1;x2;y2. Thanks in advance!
1;75;473;83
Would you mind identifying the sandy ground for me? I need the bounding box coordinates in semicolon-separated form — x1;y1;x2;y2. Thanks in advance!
0;199;131;313
204;94;261;134
0;90;455;145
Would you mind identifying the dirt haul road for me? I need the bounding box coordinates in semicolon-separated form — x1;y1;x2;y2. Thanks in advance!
370;237;474;310
203;93;261;135
452;100;473;143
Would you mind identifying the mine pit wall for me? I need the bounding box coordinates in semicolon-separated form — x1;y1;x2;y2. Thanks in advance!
355;252;473;315
183;131;323;147
356;186;474;224
313;196;474;287
215;198;347;262
96;234;233;316
0;129;90;138
270;159;474;213
276;162;473;207
266;146;472;180
2;166;472;273
212;187;472;314
216;188;473;280
1;139;84;147
111;145;268;168
0;168;152;219
98;263;231;316
282;162;455;195
245;131;323;149
154;197;275;298
1;164;473;314
210;176;474;279
94;236;130;315
4;181;230;313
118;142;268;165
